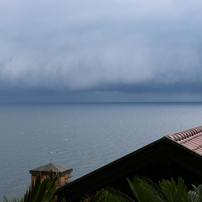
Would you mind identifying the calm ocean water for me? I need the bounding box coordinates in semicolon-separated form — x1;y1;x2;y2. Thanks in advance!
1;102;202;199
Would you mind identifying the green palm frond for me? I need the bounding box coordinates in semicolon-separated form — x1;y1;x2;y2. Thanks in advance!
188;184;202;202
23;171;59;202
159;177;192;202
3;171;65;202
127;176;165;202
3;196;23;202
81;186;134;202
104;186;134;202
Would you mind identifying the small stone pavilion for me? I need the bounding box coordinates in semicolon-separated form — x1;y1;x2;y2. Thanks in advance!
29;163;73;187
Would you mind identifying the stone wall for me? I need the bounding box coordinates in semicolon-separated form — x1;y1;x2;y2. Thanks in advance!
31;171;72;188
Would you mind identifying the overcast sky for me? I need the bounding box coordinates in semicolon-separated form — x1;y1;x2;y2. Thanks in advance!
1;0;202;102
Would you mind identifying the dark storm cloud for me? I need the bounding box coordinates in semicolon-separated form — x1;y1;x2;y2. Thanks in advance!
1;0;202;102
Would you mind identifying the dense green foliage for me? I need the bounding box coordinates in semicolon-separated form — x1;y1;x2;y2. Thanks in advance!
83;176;201;202
127;176;164;202
127;176;193;202
3;174;202;202
159;177;191;202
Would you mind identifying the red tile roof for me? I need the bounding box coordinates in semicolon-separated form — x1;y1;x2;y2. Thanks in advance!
166;125;202;155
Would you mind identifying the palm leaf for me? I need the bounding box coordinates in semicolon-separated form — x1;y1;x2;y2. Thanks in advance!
127;176;165;202
45;171;59;200
104;186;134;202
159;177;192;202
4;171;65;202
188;184;202;202
23;171;59;202
3;196;23;202
81;186;134;202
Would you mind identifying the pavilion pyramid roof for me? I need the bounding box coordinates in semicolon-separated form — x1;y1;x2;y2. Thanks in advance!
29;163;73;175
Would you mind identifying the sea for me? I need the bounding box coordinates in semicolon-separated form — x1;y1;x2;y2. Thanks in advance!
1;102;202;200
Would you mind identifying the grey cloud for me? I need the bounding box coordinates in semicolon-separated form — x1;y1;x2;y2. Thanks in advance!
1;0;202;101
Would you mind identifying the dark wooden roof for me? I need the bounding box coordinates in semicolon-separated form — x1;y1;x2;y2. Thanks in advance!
29;163;73;175
55;127;202;202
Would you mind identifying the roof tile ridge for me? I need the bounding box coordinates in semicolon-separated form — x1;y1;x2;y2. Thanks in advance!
166;125;202;142
179;132;202;144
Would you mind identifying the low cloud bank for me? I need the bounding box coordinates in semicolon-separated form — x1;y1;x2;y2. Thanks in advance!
1;0;202;98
